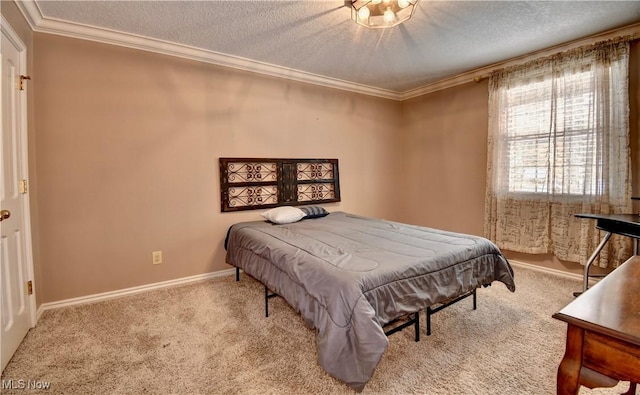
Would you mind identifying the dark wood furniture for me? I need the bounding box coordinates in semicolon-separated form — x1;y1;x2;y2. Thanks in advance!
553;256;640;395
218;158;340;212
574;213;640;295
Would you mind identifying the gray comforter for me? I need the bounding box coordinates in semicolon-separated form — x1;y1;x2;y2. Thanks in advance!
225;212;515;391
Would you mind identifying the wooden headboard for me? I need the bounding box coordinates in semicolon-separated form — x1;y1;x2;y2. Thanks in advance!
219;158;340;212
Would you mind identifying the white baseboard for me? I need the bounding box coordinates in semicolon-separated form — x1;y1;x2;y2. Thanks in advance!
36;269;236;321
33;261;591;321
508;260;583;281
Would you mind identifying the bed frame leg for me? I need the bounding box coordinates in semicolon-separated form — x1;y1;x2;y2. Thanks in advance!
473;288;477;310
426;306;432;336
414;311;420;342
264;285;278;317
265;285;270;317
235;267;240;282
383;311;421;340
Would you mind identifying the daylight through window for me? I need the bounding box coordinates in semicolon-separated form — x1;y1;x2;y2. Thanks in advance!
504;68;602;195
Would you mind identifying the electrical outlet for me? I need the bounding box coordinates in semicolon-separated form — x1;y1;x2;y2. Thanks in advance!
152;251;162;265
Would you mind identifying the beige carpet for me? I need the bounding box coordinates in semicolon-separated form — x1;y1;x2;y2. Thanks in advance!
1;265;636;395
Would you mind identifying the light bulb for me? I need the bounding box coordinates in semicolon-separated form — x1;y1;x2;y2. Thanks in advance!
398;0;410;8
383;8;395;23
357;6;370;20
371;0;382;4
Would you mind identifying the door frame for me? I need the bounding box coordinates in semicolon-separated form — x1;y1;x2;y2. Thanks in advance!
2;15;37;327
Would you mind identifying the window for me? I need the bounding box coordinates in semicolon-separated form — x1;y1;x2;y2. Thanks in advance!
504;68;601;196
485;38;632;268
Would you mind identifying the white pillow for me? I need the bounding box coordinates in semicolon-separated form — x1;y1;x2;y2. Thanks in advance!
261;206;306;224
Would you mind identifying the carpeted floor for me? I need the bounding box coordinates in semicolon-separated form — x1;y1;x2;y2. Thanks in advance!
1;265;636;395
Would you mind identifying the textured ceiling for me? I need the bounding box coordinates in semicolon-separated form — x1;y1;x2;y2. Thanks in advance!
33;1;640;94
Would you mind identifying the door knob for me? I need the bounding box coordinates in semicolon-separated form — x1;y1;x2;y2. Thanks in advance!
0;210;10;221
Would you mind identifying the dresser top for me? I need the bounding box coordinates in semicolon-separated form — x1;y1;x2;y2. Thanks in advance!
553;256;640;346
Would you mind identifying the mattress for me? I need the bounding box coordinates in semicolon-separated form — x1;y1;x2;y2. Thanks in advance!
225;211;515;390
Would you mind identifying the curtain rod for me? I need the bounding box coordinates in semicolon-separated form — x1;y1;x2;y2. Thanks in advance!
472;33;640;84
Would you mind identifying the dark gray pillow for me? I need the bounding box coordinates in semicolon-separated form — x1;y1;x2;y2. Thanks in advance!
300;206;329;219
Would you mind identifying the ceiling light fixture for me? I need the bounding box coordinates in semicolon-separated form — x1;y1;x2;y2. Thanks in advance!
348;0;418;29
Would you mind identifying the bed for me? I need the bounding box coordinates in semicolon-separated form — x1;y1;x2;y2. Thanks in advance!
225;211;515;391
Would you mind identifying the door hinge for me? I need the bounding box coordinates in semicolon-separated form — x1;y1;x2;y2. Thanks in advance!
27;281;33;295
20;179;27;194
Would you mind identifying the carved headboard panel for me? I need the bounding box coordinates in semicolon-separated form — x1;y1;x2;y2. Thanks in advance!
219;158;340;212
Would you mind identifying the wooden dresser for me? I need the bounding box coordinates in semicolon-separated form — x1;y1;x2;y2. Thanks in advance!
553;255;640;394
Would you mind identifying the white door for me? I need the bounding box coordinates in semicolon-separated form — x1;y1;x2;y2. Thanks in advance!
1;18;35;373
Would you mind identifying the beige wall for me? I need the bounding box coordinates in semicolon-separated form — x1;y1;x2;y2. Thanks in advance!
399;81;490;236
33;34;404;303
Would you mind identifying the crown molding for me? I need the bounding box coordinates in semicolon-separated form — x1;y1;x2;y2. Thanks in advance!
14;0;41;29
14;0;404;101
400;22;640;100
14;0;640;102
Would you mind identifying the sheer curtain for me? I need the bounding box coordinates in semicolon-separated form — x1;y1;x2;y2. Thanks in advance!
484;38;633;268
